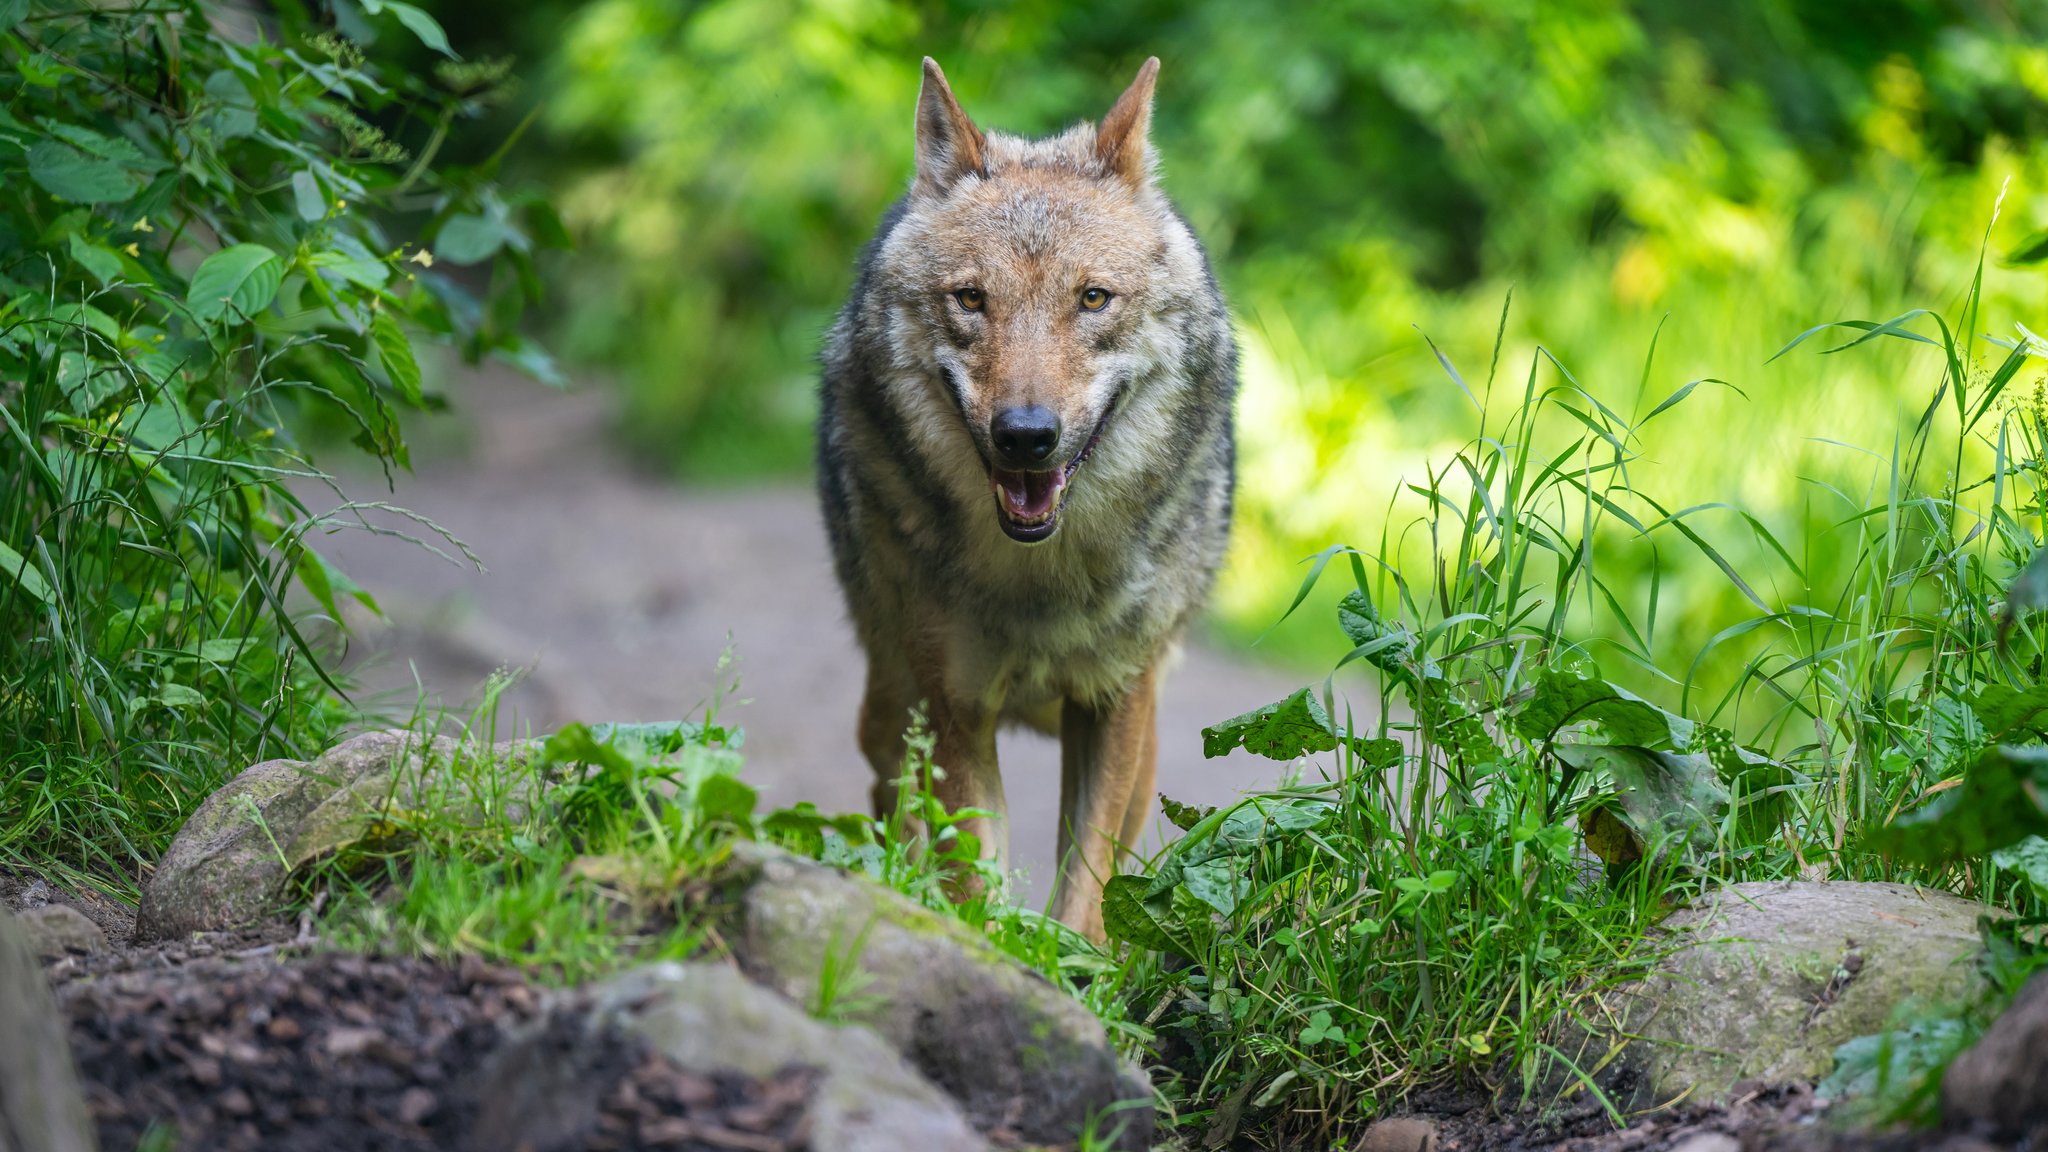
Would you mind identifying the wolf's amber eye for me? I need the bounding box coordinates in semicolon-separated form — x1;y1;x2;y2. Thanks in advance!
953;287;985;312
1079;287;1112;312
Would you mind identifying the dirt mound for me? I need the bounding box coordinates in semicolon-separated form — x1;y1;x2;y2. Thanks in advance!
61;950;818;1152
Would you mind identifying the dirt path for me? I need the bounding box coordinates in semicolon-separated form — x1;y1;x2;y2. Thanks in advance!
312;363;1308;904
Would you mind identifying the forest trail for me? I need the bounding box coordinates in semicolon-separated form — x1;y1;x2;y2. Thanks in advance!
313;363;1309;904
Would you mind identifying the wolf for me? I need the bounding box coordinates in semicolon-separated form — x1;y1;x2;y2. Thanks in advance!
817;55;1237;938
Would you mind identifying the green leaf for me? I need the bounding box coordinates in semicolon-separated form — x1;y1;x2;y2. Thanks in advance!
1158;794;1216;831
16;52;66;87
307;248;391;291
28;139;140;203
67;232;121;285
0;540;53;604
1555;744;1729;859
1869;744;2048;865
582;721;714;757
1999;548;2048;645
1179;857;1251;916
434;212;510;265
696;773;757;825
155;683;207;709
291;169;327;222
1337;589;1418;674
1414;678;1506;770
2006;230;2048;266
297;549;378;620
1991;835;2048;899
1101;873;1183;954
361;0;458;58
1968;683;2048;742
0;0;29;32
187;243;284;324
45;123;159;172
371;311;424;404
539;722;639;775
1514;667;1694;750
1819;1019;1968;1103
1202;687;1343;760
1212;798;1331;854
189;637;254;663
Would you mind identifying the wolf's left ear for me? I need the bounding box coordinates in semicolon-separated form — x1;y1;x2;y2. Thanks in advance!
1096;56;1160;188
914;57;985;195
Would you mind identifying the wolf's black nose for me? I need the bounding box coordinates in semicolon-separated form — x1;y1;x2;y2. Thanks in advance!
991;406;1061;467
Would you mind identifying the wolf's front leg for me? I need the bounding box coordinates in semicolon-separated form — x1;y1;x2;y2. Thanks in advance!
1050;663;1161;939
857;652;1009;872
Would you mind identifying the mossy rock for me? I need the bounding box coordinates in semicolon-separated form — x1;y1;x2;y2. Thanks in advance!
1559;880;1995;1108
720;842;1153;1149
135;730;532;942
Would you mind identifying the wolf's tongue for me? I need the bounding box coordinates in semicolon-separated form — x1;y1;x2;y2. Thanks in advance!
993;468;1062;522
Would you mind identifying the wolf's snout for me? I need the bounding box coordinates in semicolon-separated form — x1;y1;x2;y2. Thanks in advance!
991;406;1061;468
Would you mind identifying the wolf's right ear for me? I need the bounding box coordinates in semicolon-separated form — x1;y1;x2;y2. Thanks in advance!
914;57;985;195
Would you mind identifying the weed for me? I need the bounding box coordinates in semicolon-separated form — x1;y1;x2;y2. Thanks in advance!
1110;207;2048;1144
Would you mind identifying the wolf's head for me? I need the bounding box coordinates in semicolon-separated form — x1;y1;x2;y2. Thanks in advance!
874;57;1214;545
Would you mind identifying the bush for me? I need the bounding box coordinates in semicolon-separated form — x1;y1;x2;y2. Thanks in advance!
1110;265;2048;1142
0;0;559;890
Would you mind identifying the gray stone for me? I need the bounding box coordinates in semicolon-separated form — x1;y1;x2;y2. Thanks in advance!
16;907;104;961
1667;1134;1740;1152
721;842;1153;1149
1562;880;1993;1108
1358;1115;1439;1152
0;908;97;1152
474;962;986;1152
135;730;532;941
1941;969;2048;1137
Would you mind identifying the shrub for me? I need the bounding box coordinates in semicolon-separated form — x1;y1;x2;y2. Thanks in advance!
1111;257;2048;1141
0;0;560;890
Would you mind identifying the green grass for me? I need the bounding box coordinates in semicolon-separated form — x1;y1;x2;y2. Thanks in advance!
308;673;1124;1017
0;0;553;898
1099;234;2048;1144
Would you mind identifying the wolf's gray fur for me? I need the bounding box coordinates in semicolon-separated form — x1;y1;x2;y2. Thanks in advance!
816;57;1236;935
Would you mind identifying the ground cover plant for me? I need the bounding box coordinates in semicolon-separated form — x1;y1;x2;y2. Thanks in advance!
309;675;1125;1026
1091;227;2048;1144
0;0;559;895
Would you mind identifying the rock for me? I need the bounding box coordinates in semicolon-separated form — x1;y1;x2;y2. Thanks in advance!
721;842;1153;1148
1358;1115;1439;1151
0;908;98;1152
16;907;104;960
1560;880;1993;1108
135;730;532;941
1941;969;2048;1137
1668;1134;1740;1152
472;961;986;1152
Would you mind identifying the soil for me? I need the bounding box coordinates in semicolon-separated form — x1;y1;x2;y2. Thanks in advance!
1404;1084;2017;1151
51;943;818;1152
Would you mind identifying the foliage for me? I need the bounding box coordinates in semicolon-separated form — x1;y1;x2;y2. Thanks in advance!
316;679;1119;1016
422;0;2048;672
1102;252;2048;1141
0;0;558;892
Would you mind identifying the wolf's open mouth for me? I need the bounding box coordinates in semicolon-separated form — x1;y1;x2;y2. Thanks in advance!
989;408;1112;543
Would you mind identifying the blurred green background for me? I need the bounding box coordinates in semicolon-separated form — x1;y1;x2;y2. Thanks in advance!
399;0;2047;671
